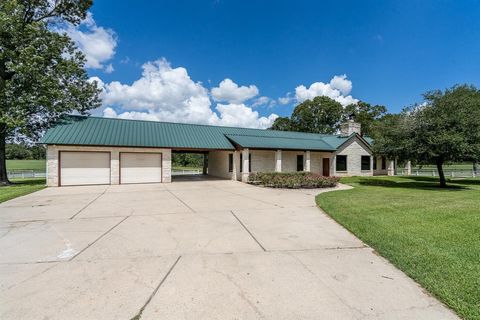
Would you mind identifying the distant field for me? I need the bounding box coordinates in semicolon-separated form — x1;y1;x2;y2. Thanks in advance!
6;160;46;172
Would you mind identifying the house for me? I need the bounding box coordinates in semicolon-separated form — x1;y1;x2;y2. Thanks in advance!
40;115;396;186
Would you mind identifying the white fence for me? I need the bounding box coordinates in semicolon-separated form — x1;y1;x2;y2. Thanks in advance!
397;168;477;178
7;170;46;179
172;169;202;175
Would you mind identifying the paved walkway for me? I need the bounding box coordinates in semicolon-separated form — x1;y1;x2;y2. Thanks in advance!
0;177;458;319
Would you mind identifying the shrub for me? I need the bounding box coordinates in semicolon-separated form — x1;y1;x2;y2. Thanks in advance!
248;172;339;189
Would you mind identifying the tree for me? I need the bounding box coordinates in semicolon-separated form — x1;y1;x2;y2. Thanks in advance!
5;143;45;159
344;101;387;137
373;85;480;187
269;117;294;131
289;96;343;134
5;143;31;159
0;0;101;185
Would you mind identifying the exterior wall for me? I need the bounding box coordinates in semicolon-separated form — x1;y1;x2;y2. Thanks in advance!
334;137;373;177
281;151;304;172
310;152;335;175
207;150;233;179
46;145;171;187
250;150;275;173
373;156;388;176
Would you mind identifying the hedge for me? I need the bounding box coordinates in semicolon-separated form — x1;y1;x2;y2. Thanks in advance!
248;172;339;189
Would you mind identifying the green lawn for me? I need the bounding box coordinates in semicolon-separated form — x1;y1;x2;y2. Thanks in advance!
6;159;46;172
316;176;480;320
0;178;46;203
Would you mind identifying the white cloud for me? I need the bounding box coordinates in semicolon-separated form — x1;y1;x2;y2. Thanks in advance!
329;74;352;95
211;78;259;103
215;103;278;128
105;63;114;74
295;74;358;106
278;93;293;105
64;13;117;70
97;58;277;129
251;96;276;108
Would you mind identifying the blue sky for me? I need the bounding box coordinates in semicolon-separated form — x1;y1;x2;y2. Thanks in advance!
73;0;480;128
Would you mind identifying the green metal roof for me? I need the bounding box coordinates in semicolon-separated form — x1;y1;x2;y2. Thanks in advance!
226;134;335;151
40;115;370;151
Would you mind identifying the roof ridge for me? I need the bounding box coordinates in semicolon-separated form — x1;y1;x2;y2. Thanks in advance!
66;114;285;133
225;133;331;141
66;115;340;138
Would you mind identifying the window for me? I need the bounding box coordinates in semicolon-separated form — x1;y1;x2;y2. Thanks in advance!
336;155;347;171
228;154;233;172
381;156;386;170
373;157;377;170
297;155;304;171
361;156;371;171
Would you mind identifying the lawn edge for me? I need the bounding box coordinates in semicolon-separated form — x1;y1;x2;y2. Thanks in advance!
314;182;463;320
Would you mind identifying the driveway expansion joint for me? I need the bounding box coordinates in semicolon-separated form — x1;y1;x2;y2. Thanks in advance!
130;255;182;320
69;215;129;261
165;189;196;213
230;210;266;252
70;186;109;219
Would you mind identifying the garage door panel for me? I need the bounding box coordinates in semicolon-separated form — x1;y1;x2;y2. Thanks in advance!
60;152;110;186
120;153;162;184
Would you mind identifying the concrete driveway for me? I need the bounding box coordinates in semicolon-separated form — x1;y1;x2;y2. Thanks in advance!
0;176;458;320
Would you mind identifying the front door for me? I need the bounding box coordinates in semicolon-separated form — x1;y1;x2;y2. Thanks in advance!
322;158;330;176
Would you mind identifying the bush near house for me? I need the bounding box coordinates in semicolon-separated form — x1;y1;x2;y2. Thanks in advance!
249;172;339;188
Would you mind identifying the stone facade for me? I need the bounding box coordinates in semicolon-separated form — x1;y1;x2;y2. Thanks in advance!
207;149;338;180
46;145;171;187
340;120;362;136
334;137;373;177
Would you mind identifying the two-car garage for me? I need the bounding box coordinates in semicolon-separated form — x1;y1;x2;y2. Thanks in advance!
58;151;163;186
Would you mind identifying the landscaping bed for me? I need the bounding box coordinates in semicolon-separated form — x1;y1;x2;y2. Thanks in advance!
249;172;339;188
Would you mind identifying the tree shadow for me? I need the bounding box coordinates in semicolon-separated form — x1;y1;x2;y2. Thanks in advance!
356;177;469;191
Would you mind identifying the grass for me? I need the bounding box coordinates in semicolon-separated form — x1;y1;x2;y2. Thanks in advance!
6;159;46;172
0;178;46;203
316;176;480;320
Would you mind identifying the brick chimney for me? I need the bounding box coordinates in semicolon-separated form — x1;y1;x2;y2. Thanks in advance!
340;119;361;136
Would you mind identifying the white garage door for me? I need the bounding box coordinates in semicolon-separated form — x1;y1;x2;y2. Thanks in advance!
60;152;110;186
120;153;162;184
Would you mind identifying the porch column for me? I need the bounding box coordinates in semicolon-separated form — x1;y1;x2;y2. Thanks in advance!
231;150;239;181
387;159;395;176
242;148;250;182
275;150;282;172
405;160;412;176
305;151;311;172
202;153;208;175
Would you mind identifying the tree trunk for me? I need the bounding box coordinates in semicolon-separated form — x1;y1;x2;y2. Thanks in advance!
0;123;10;185
474;162;478;175
435;159;446;188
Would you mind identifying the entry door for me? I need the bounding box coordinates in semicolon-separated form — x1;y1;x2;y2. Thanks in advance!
60;151;111;186
120;153;162;184
322;158;330;176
